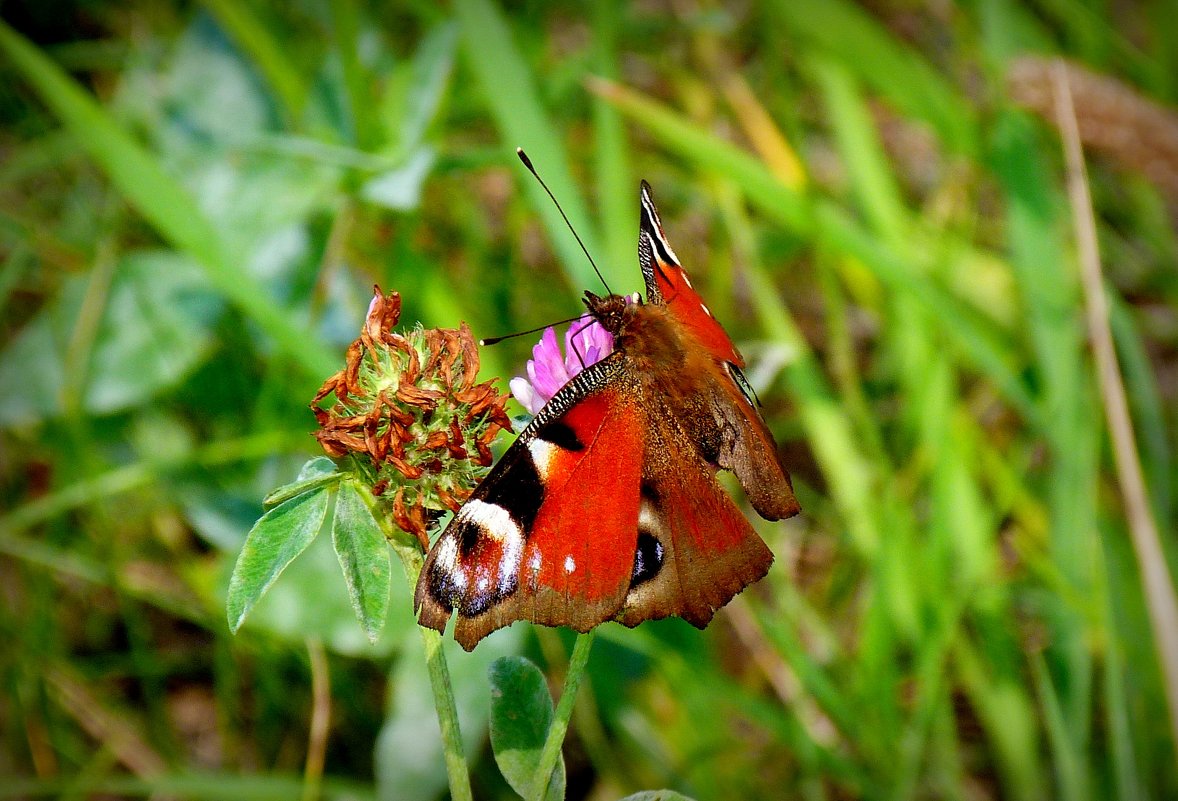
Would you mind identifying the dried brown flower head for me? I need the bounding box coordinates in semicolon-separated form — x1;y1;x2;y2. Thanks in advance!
311;287;512;549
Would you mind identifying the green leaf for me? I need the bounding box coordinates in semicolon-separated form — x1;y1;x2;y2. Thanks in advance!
617;793;698;801
488;656;565;801
161;17;272;144
0;306;63;428
239;526;412;657
297;456;339;482
227;486;332;632
0;20;336;379
199;0;308;123
263;458;340;508
361;147;437;211
331;481;392;643
0;251;219;426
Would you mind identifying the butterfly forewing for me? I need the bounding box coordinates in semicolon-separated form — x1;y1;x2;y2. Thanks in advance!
415;355;644;651
638;181;743;367
639;182;798;521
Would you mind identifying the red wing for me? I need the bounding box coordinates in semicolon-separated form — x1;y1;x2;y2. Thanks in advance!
638;181;744;367
618;412;775;629
414;355;643;651
638;182;798;521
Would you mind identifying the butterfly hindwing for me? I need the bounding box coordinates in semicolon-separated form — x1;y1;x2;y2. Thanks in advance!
619;406;775;629
706;363;801;521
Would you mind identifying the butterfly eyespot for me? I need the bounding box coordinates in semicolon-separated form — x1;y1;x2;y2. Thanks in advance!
458;500;522;548
632;502;668;585
630;531;665;587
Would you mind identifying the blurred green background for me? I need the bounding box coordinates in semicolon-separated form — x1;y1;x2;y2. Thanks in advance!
2;0;1177;799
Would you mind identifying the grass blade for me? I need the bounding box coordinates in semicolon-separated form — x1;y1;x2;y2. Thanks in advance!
590;0;633;275
766;0;978;156
1053;60;1178;763
454;0;613;293
593;78;1040;423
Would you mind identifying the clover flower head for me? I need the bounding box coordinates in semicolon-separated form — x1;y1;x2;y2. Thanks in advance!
509;317;614;415
310;286;512;548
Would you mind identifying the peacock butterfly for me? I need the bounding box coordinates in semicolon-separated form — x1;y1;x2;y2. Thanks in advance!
414;176;799;651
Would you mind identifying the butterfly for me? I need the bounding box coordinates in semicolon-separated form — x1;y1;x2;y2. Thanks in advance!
414;180;799;651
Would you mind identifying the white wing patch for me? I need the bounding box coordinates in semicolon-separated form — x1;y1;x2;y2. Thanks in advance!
435;535;465;591
456;499;524;589
528;439;556;480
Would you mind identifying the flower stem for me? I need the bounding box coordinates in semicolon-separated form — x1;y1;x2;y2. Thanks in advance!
390;541;473;801
529;630;596;801
418;625;473;801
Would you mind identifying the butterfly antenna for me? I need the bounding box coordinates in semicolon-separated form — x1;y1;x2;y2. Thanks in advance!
516;147;611;295
479;313;591;347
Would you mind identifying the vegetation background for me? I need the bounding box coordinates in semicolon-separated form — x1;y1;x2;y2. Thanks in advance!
2;0;1177;799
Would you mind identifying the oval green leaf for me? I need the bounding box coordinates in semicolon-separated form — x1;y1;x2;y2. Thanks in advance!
488;656;565;801
331;481;392;643
227;486;331;632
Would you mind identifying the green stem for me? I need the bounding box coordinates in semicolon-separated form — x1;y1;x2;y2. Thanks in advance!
391;543;473;801
529;630;596;801
419;626;471;801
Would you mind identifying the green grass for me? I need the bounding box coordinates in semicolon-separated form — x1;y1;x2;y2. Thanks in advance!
1;1;1176;799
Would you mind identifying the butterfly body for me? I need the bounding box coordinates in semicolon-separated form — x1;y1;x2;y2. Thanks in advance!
415;182;798;651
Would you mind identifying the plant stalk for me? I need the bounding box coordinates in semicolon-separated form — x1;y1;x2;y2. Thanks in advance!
1051;59;1178;764
391;540;473;801
530;630;596;801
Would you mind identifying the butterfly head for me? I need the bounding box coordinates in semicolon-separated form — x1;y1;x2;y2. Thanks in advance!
584;290;641;338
